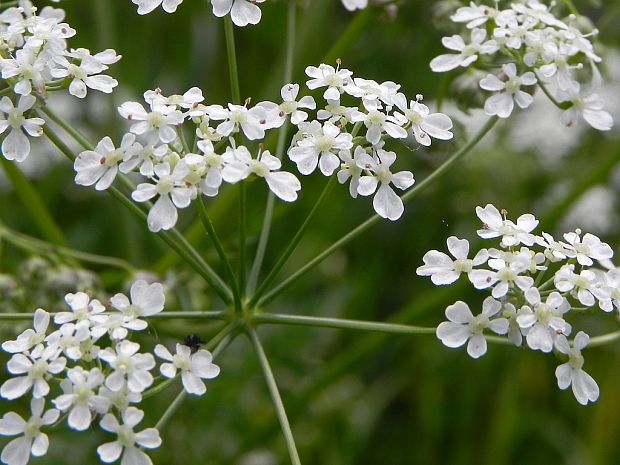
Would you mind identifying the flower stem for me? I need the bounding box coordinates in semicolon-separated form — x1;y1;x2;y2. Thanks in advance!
224;16;241;105
196;197;242;312
588;330;620;348
154;390;186;430
254;313;436;335
238;182;247;299
257;117;500;307
248;327;302;465
247;0;297;295
249;176;336;309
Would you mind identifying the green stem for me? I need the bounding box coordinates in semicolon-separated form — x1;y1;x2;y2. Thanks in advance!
41;123;233;304
0;157;68;247
248;327;302;465
196;197;241;312
238;182;247;299
224;16;241;104
588;331;620;348
254;313;436;335
249;176;336;308
536;78;570;110
143;377;177;400
154;390;186;430
257;117;500;307
0;223;134;271
247;0;297;295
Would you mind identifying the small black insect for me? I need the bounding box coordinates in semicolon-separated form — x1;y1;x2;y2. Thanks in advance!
183;334;205;354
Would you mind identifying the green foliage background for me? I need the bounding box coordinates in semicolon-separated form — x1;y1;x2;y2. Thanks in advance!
2;0;620;464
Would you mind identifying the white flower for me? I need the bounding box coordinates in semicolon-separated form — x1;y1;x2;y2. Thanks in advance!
392;93;453;146
350;106;407;146
276;83;316;126
436;298;509;359
98;340;155;393
50;48;119;98
1;345;66;400
476;204;538;247
98;386;142;412
305;63;355;100
132;0;184;14
45;322;92;361
109;279;165;333
516;288;570;352
154;343;220;395
479;63;537;118
2;309;49;354
0;49;46;96
430;28;498;73
555;332;599;405
469;252;534;298
558;87;613;131
74;134;140;191
560;230;613;266
53;367;109;430
416;236;488;285
118;100;183;144
54;291;106;327
554;264;611;310
337;146;365;198
356;149;414;221
341;0;368;11
288;121;353;176
450;2;498;28
206;103;266;140
97;408;161;465
0;398;59;465
222;146;301;202
210;0;266;27
131;161;193;232
0;95;45;162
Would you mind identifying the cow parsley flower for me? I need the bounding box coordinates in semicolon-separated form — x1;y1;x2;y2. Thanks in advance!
132;0;184;14
98;340;155;393
479;63;537;118
289;121;353;176
555;332;599;405
2;309;49;354
417;236;488;285
436;298;509;358
210;0;266;27
109;279;166;331
516;288;570;353
356;149;415;221
476;204;538;247
0;398;59;465
430;28;498;72
0;95;45;162
53;367;109;430
97;407;161;465
154;344;220;395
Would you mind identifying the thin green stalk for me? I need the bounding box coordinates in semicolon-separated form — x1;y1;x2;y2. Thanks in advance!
154;389;186;429
0;157;67;247
148;310;228;320
257;117;500;307
254;313;436;335
143;377;177;400
536;78;570;110
196;198;241;312
249;176;336;308
0;222;134;271
41;123;233;304
248;327;302;465
224;16;241;104
247;0;297;295
588;331;620;348
238;182;247;298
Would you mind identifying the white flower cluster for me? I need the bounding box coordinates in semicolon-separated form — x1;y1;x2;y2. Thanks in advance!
0;1;121;162
431;0;613;130
73;63;453;230
131;0;369;25
0;280;220;465
416;204;619;405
